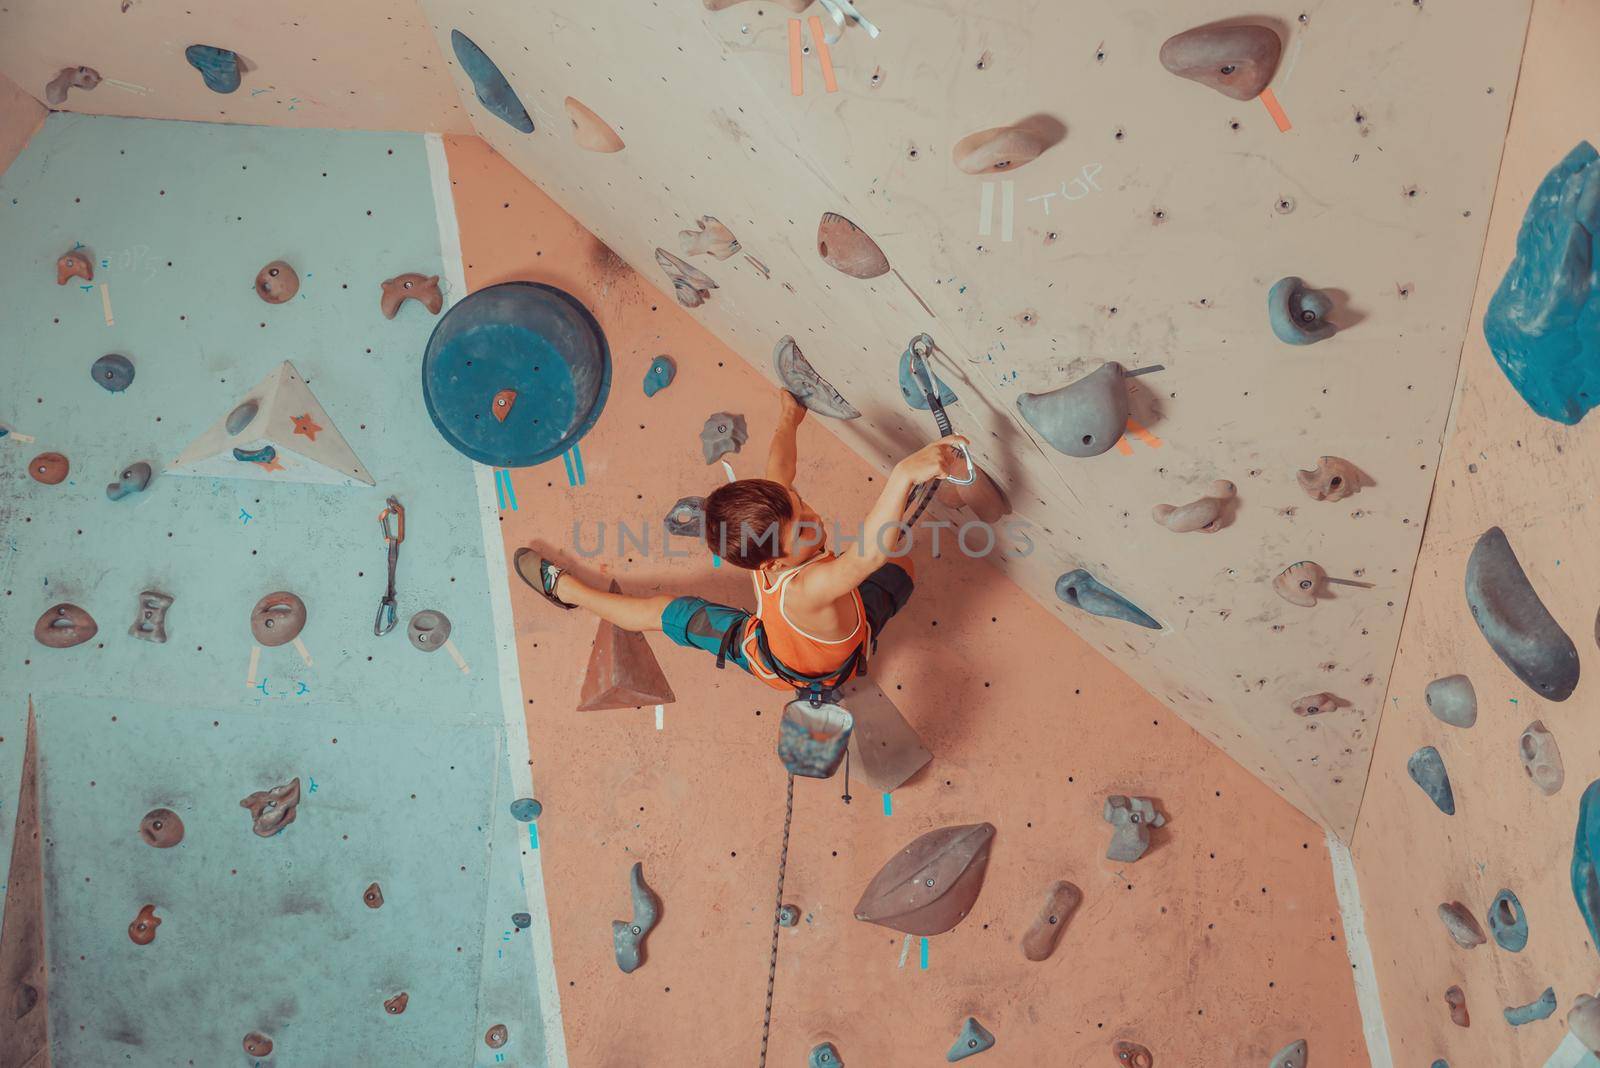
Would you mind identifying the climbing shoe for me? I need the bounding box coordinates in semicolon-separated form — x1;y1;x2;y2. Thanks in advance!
513;548;576;610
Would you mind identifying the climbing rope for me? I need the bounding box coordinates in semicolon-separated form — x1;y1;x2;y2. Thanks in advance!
759;773;796;1068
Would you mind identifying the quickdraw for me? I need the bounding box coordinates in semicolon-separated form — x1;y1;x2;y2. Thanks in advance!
903;334;974;527
374;496;404;636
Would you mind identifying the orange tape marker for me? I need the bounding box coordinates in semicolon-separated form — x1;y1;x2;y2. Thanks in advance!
1259;88;1291;132
788;20;804;96
1114;436;1135;457
809;16;839;93
1126;418;1163;449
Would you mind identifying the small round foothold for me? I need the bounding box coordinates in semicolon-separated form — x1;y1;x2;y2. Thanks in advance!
778;904;801;927
384;992;409;1015
509;797;542;822
485;1024;509;1049
139;808;185;848
363;882;385;909
128;904;161;945
255;260;300;304
91;353;136;392
243;1032;274;1057
28;452;69;485
512;912;532;929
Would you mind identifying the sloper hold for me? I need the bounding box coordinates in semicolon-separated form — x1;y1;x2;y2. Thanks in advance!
952;125;1047;175
1151;480;1235;533
1466;526;1579;700
0;704;49;1068
1055;569;1161;630
817;213;891;279
664;496;705;538
656;248;717;307
854;823;995;936
1159;23;1282;101
1268;276;1337;345
612;862;660;973
899;345;957;410
1521;720;1565;795
809;1042;844;1067
1103;795;1165;862
1021;880;1082;961
1112;1041;1153;1067
1291;692;1343;718
1425;675;1477;728
34;604;97;648
1266;1039;1307;1068
578;581;676;710
91;353;135;392
1445;985;1469;1027
1488;889;1528;952
1018;362;1132;458
700;412;747;464
1296;456;1364;501
1408;746;1455;815
1437;901;1487;949
644;355;676;397
107;461;152;501
1483;142;1600;424
28;452;68;484
1504;987;1557;1026
1570;993;1600;1052
678;215;738;259
834;675;931;791
1274;561;1328;607
1574;779;1600;955
185;45;242;93
775;336;860;420
251;592;306;647
947;1017;995;1061
45;65;100;106
451;30;534;133
564;96;624;152
255;260;299;304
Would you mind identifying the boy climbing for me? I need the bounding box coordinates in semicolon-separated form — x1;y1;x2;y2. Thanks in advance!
514;388;969;697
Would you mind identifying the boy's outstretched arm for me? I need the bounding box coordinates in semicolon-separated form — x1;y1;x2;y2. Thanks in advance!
789;435;969;609
766;389;807;487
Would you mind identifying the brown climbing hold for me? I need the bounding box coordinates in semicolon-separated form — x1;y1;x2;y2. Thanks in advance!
485;1024;509;1049
255;260;299;304
1438;901;1487;948
1292;692;1344;717
1520;720;1565;795
678;216;740;260
56;249;92;285
139;808;184;848
243;1032;274;1057
952;125;1047;175
1151;479;1236;533
1021;880;1083;961
577;580;676;710
45;66;101;106
381;273;442;319
855;823;995;936
1274;561;1325;606
128;904;161;945
250;592;307;647
1112;1040;1154;1067
492;389;517;423
239;777;301;837
28;452;68;485
384;992;409;1015
564;96;625;152
363;882;384;909
33;604;97;649
1159;23;1283;101
656;248;718;308
817;213;891;279
1446;984;1470;1027
1297;456;1366;501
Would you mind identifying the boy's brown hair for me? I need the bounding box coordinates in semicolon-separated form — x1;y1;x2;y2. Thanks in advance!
704;479;792;569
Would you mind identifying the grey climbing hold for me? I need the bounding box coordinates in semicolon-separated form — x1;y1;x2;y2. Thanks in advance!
232;445;276;464
1267;276;1336;345
612;862;660;974
1437;901;1487;949
701;412;747;464
1431;1062;1449;1068
1504;987;1557;1027
106;461;152;501
1266;1039;1308;1068
656;249;718;308
1482;141;1600;425
1574;779;1600;956
1018;362;1139;458
1424;675;1477;728
899;344;957;410
1465;526;1579;701
128;590;173;644
1569;993;1600;1052
774;336;860;420
185;44;242;93
512;912;532;929
1159;23;1282;101
226;400;260;435
643;355;676;397
407;609;452;652
1520;720;1565;795
778;904;800;927
1103;795;1165;862
450;30;534;133
1408;746;1456;815
947;1017;995;1062
809;1042;844;1067
1487;889;1528;952
91;353;134;392
1055;569;1161;630
664;496;706;538
509;798;542;822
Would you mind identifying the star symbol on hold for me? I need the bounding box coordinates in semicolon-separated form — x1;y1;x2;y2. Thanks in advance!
255;457;285;472
291;413;322;440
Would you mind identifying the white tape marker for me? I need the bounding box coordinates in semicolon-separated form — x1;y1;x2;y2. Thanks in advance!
720;460;737;484
978;182;995;236
655;704;664;730
100;283;114;325
246;645;261;686
444;638;470;674
291;637;313;667
1000;180;1015;242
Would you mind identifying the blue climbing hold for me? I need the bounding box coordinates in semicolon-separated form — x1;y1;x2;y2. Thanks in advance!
1054;569;1161;630
91;353;135;393
1267;276;1336;345
1571;778;1600;956
643;355;676;397
1431;1062;1448;1068
232;445;276;464
1487;888;1528;952
512;912;532;929
509;797;542;822
947;1017;995;1062
1483;141;1600;424
899;345;957;410
184;45;242;94
1407;746;1455;815
1504;987;1557;1026
808;1042;843;1067
421;282;611;467
451;30;534;134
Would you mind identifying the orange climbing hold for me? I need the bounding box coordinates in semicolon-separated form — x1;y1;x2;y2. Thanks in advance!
493;389;517;422
577;580;677;711
564;97;625;153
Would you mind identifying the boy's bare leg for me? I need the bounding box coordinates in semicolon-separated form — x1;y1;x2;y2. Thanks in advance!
555;572;673;633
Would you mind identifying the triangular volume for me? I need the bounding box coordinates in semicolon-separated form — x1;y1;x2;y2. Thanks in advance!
167;361;375;486
836;675;931;791
0;700;50;1068
577;581;676;711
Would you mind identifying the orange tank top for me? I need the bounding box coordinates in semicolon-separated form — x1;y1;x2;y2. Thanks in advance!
740;552;867;692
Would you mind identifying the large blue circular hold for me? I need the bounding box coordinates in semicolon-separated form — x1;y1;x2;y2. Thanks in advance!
421;282;611;467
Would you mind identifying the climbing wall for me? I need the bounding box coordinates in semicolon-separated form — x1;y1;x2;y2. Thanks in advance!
0;116;553;1065
445;133;1374;1067
0;0;466;133
419;0;1533;837
0;70;44;176
1351;0;1600;1064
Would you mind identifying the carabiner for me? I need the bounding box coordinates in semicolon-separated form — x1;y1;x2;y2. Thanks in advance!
378;497;405;545
374;596;398;636
946;442;977;485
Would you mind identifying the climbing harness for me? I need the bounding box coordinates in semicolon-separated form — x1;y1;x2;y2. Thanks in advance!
373;496;404;636
903;333;975;528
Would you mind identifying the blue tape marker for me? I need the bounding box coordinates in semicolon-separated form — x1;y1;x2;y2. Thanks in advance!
494;469;507;510
882;792;893;815
528;824;539;849
570;443;587;486
502;469;519;511
919;937;929;969
712;555;722;568
561;449;576;486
